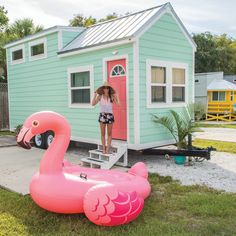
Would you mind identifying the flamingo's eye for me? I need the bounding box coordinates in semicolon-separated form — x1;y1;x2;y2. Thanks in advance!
32;120;39;127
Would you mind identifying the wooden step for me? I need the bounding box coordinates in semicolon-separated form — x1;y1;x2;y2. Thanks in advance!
97;145;118;153
89;149;116;162
81;157;104;169
82;142;128;169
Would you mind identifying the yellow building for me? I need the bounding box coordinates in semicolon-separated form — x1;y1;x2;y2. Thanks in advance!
207;79;236;121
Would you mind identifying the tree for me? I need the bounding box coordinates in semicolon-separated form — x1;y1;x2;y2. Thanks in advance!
7;18;43;39
98;13;118;23
69;14;96;27
214;34;236;74
0;6;8;32
69;13;118;27
193;32;236;74
0;6;9;82
193;32;219;73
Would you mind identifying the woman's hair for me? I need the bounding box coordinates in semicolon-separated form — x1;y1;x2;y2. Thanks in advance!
103;87;113;103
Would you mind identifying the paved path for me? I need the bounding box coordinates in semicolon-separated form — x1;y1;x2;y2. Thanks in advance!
0;146;127;195
0;146;86;195
193;128;236;142
0;135;17;147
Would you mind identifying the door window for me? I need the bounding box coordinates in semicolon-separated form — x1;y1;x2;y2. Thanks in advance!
110;64;126;77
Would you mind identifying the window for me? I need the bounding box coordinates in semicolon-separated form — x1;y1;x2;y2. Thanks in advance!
68;65;94;108
29;38;47;61
10;45;25;64
172;68;185;102
212;91;225;101
230;91;234;101
12;49;23;60
110;64;126;77
31;43;44;56
195;79;199;83
151;66;166;102
146;59;188;108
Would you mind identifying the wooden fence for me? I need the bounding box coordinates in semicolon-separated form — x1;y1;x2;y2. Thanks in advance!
0;83;9;130
207;102;236;121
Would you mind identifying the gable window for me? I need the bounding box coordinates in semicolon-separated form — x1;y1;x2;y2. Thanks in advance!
212;91;225;101
68;65;94;108
29;38;47;61
151;66;166;102
12;49;23;60
31;43;44;56
172;68;185;102
10;45;25;64
110;64;126;77
147;59;188;108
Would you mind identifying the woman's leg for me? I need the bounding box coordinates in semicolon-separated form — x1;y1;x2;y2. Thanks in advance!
106;123;113;154
100;123;106;154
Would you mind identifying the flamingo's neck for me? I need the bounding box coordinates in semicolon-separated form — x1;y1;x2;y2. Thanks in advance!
39;119;70;174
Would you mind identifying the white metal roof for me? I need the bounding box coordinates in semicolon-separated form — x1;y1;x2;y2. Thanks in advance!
59;3;196;55
4;26;84;49
4;3;196;54
59;5;163;54
207;79;236;91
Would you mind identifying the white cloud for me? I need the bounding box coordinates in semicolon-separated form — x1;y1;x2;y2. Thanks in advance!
2;0;236;37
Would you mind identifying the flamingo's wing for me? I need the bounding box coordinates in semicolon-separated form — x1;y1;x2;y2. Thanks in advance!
83;184;144;226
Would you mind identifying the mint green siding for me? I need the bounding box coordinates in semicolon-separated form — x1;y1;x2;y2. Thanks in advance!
139;13;194;144
61;31;81;47
7;33;135;143
6;11;194;149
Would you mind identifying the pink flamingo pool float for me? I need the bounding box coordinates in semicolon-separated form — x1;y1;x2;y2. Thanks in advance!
17;111;151;226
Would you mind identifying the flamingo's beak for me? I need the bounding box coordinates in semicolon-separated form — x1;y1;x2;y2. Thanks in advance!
17;126;34;149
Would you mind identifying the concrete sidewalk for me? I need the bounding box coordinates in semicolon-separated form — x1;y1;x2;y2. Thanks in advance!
0;146;84;195
0;135;17;147
193;128;236;143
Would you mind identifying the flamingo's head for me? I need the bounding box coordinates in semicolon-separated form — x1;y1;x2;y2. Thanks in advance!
17;111;58;149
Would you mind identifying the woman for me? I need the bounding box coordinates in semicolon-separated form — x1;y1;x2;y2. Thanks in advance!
92;81;119;154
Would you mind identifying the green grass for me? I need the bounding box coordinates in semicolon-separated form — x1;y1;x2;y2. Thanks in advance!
193;139;236;154
195;123;236;129
0;131;15;136
1;174;236;236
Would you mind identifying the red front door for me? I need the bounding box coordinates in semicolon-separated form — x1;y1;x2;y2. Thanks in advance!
107;59;127;140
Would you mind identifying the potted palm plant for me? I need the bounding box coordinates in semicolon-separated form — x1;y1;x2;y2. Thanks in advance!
152;107;194;165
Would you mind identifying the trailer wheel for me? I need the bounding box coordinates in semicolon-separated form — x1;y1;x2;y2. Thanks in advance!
33;134;46;149
45;131;54;149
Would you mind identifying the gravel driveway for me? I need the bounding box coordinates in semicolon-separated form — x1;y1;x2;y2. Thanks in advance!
129;151;236;193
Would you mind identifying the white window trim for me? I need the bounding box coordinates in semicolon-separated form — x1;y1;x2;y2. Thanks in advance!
10;45;25;65
110;64;126;77
29;38;47;61
172;68;186;103
67;65;94;109
146;59;188;108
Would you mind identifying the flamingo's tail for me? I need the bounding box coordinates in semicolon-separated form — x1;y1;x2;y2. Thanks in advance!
128;162;148;179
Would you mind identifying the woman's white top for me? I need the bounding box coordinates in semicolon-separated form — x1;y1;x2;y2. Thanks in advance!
100;95;113;113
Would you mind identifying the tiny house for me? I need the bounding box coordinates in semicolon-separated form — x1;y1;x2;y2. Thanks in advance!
207;79;236;121
195;72;224;105
4;3;196;150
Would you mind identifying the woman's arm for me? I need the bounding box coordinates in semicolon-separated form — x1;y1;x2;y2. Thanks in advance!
91;92;100;106
113;93;120;105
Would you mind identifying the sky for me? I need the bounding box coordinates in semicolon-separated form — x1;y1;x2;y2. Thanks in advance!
2;0;236;37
